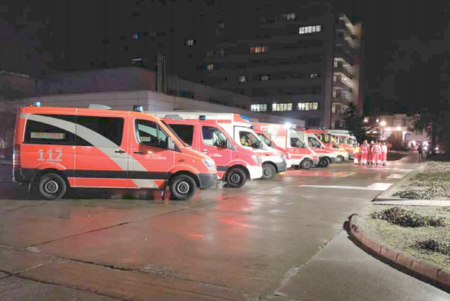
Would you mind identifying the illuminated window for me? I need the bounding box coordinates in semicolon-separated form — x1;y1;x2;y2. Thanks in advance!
251;104;267;112
260;74;270;81
298;102;319;111
299;25;322;35
132;32;140;40
207;63;214;71
186;39;195;46
250;45;268;54
272;103;292;112
283;12;296;20
310;73;319;78
217;49;225;57
238;75;247;83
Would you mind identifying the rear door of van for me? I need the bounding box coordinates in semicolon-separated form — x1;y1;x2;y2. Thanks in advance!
74;113;129;188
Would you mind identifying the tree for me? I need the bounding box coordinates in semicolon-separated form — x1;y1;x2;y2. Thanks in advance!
343;102;365;142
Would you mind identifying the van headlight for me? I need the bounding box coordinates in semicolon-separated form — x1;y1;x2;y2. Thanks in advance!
202;158;216;171
251;155;261;165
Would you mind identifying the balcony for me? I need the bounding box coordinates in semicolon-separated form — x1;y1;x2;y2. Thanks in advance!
332;96;351;105
334;65;353;79
333;80;353;91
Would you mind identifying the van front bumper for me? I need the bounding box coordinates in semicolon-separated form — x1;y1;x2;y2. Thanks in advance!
248;165;263;180
275;161;287;173
198;173;218;189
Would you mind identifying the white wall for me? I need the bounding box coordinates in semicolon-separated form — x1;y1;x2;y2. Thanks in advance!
0;90;305;126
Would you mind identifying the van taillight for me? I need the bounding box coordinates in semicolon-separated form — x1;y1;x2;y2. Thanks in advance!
13;144;20;168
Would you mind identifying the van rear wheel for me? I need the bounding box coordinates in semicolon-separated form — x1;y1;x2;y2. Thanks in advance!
262;163;276;180
337;155;344;163
37;173;67;200
226;168;247;188
170;175;196;200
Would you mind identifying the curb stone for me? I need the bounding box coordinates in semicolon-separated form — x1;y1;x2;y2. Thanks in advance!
348;214;450;289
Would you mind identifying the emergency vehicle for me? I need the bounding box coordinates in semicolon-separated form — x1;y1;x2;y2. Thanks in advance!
13;104;218;201
306;129;350;163
159;116;263;188
295;128;338;167
252;123;319;170
150;112;287;180
328;129;357;158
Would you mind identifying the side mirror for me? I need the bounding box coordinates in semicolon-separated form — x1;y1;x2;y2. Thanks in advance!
168;137;175;151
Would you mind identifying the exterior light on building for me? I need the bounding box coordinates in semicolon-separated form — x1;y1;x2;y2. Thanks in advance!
396;126;402;131
363;117;369;123
376;119;379;123
380;121;387;127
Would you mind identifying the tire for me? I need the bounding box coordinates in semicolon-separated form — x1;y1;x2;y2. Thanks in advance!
262;163;276;180
37;173;67;200
318;157;329;168
226;168;247;188
337;155;344;163
300;159;313;170
169;175;196;200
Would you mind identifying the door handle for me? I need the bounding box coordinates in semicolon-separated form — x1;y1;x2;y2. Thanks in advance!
115;149;126;154
203;149;208;153
134;151;144;155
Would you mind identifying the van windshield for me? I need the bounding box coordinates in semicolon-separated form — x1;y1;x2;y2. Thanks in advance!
307;136;323;148
257;133;272;147
239;131;263;149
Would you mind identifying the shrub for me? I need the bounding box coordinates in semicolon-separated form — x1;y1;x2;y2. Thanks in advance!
371;207;445;228
415;239;450;255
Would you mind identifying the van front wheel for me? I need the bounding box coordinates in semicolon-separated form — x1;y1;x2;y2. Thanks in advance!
262;163;276;180
170;175;196;200
226;168;247;188
37;173;67;200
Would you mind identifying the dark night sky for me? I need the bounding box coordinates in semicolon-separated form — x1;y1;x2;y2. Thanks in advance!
1;0;450;115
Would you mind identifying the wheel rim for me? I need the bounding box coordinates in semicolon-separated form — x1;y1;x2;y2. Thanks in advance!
320;160;326;166
303;161;312;169
230;173;241;184
177;181;190;195
263;167;272;177
44;180;59;194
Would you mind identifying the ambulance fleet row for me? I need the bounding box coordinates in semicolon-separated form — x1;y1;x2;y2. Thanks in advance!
12;104;356;201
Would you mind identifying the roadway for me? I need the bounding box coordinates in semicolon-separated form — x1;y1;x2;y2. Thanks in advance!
0;155;448;301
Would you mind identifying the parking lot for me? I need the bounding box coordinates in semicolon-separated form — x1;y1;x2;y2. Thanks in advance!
1;156;449;301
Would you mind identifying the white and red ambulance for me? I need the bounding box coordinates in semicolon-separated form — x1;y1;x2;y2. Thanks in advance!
295;128;338;167
150;112;288;180
328;129;357;159
159;116;263;188
13;105;218;200
307;129;350;163
252;123;319;170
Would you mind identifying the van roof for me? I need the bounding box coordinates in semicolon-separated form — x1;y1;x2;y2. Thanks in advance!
19;106;159;121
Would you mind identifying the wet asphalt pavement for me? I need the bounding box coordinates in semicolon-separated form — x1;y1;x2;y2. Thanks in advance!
0;155;449;301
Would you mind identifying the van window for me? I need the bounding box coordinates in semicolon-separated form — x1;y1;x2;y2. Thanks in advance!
239;131;261;149
135;119;168;149
339;136;346;144
290;137;305;148
24;115;76;145
308;137;322;148
76;116;124;146
202;126;227;148
169;124;194;146
257;134;272;147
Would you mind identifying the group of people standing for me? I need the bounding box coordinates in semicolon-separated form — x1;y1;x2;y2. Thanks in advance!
353;141;388;166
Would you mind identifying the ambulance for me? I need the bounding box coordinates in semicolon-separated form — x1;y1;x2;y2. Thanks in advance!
295;128;338;167
150;112;288;180
158;116;263;188
306;129;349;163
13;104;218;200
252;123;319;170
328;129;357;159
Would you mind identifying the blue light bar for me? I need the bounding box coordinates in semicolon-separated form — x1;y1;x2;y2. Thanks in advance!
33;101;41;107
199;115;206;120
133;105;143;112
250;125;255;129
240;114;252;123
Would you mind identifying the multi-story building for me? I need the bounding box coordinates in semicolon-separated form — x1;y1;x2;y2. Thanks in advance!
203;12;361;128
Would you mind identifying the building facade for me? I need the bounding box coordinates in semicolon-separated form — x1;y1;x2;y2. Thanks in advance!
203;13;361;128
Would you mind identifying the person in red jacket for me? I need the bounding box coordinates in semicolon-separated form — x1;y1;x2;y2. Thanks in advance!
372;141;382;165
381;142;388;166
360;141;369;165
368;141;374;165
